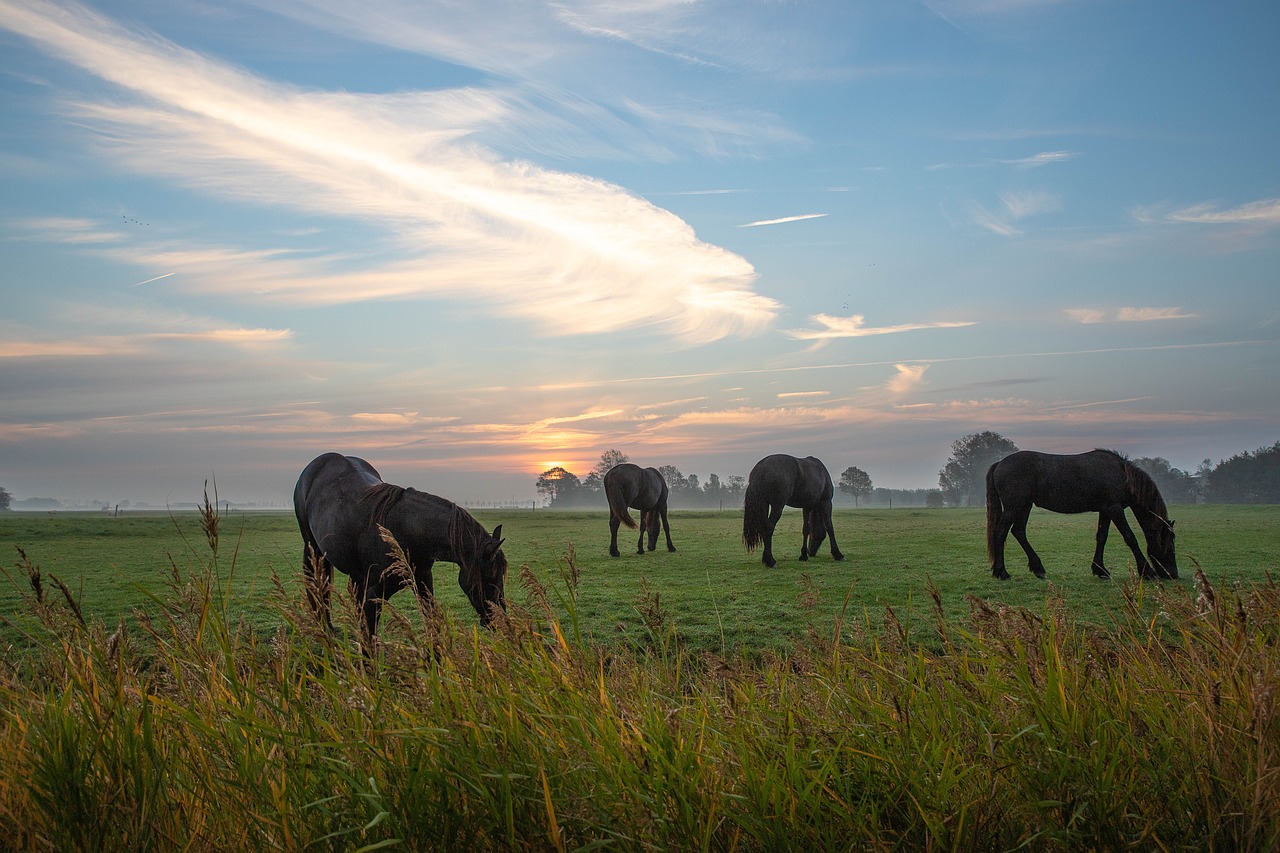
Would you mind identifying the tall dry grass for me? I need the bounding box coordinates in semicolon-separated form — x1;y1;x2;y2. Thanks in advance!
1;493;1277;850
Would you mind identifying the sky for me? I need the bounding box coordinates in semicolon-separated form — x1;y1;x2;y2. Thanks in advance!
1;0;1278;507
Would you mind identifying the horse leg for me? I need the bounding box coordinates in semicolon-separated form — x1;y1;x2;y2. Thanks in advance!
352;575;385;654
660;506;676;552
799;507;812;562
646;509;660;552
1010;505;1045;578
303;543;334;632
413;559;436;600
762;502;785;568
636;510;649;554
990;507;1015;580
1090;514;1112;579
1107;507;1153;578
609;514;622;558
822;504;844;561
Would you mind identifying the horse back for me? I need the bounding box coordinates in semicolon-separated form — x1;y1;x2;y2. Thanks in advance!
294;453;387;573
991;450;1130;514
749;454;832;508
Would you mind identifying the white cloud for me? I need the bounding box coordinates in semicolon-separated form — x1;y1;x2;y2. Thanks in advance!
886;364;928;397
1064;308;1108;324
1001;190;1061;219
0;0;779;342
999;150;1079;169
785;313;975;345
0;327;292;358
1065;307;1196;323
1134;198;1280;227
969;204;1022;236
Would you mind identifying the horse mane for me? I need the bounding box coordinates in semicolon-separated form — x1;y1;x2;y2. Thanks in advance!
362;482;407;524
1117;456;1169;520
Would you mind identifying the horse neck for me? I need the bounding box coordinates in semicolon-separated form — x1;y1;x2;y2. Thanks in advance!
1125;473;1169;542
383;491;460;556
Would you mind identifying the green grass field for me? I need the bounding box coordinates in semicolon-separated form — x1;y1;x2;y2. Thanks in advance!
1;503;1278;849
2;503;1276;653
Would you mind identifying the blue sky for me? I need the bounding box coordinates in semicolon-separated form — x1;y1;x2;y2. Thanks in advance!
1;0;1277;506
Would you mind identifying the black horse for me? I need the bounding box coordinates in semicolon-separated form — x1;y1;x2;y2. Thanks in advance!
293;453;507;639
986;449;1177;581
603;463;676;557
742;454;844;568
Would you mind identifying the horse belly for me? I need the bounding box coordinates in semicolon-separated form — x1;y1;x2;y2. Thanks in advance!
1032;496;1097;515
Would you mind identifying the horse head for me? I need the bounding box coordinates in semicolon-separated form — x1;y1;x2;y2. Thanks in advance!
1147;514;1178;579
460;523;507;626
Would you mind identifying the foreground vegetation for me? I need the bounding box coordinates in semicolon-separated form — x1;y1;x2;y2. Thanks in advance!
1;504;1278;848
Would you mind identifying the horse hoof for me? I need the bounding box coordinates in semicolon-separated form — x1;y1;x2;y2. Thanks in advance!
993;569;1011;581
1032;569;1046;580
832;554;845;562
1092;565;1111;579
609;550;620;558
668;546;677;552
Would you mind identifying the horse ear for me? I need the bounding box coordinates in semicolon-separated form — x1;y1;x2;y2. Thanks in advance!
491;524;503;541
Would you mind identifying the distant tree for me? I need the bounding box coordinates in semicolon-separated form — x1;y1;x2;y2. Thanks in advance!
939;431;1020;507
592;449;629;480
838;466;873;507
726;475;747;507
657;465;685;493
1204;441;1280;503
925;489;945;508
580;471;605;502
868;487;935;508
0;486;11;512
535;466;580;506
703;472;723;499
1132;457;1198;504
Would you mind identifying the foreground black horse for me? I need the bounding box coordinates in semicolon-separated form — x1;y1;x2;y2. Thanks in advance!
742;454;844;568
603;463;676;557
294;453;507;639
986;449;1177;580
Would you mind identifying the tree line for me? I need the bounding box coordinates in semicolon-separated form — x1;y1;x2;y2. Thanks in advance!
535;436;1280;510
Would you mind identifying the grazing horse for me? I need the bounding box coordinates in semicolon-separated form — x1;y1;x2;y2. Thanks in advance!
603;463;676;557
742;454;845;568
986;449;1177;581
294;453;507;640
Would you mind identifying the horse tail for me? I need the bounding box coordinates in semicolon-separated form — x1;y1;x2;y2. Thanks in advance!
606;484;637;530
742;485;768;552
985;463;1001;562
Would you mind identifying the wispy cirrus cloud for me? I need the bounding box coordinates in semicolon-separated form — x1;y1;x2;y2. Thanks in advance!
886;364;928;397
969;189;1062;236
999;150;1079;169
1065;307;1196;324
928;150;1079;171
1000;189;1061;219
0;0;779;342
785;313;975;345
0;327;292;358
1132;197;1280;227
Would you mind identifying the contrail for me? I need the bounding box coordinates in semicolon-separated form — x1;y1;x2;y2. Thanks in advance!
127;272;175;288
740;213;828;228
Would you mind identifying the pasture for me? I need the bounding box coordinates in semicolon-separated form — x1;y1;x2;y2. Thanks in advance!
1;503;1278;850
1;504;1275;653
